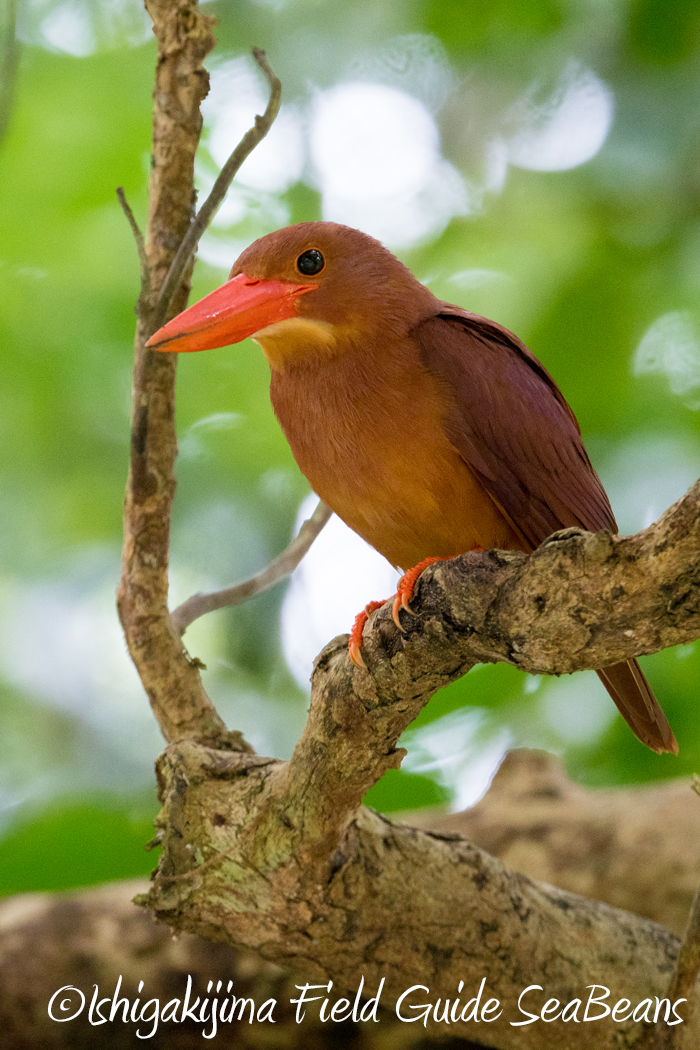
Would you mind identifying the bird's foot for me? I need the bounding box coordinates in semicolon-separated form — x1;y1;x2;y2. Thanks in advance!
349;549;486;665
348;600;385;669
392;557;446;629
392;549;484;630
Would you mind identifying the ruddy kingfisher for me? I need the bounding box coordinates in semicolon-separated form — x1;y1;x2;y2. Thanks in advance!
147;221;677;756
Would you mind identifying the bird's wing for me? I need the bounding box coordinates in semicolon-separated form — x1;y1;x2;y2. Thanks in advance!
414;307;616;547
415;309;678;756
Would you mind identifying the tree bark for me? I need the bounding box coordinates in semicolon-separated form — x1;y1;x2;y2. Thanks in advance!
0;881;493;1049
2;753;700;1048
116;0;234;746
411;748;700;940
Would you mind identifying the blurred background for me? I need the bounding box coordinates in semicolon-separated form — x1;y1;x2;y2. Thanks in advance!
0;0;699;896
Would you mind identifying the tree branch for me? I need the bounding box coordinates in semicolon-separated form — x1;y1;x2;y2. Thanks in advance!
116;186;151;306
117;7;282;749
171;499;332;634
421;748;700;939
153;46;281;332
113;7;700;1047
116;0;235;747
5;753;700;1049
646;784;700;1049
138;480;700;1050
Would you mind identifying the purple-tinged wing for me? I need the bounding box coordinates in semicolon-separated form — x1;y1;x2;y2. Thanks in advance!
415;306;616;546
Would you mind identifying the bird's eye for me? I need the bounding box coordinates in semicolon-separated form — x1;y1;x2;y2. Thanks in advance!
296;249;325;276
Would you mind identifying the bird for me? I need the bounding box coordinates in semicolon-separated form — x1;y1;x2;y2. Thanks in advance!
147;220;678;756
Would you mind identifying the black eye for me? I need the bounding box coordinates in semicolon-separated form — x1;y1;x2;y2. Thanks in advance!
296;249;325;276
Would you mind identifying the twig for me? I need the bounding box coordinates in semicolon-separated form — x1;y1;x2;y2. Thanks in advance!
152;46;282;332
116;187;151;305
0;0;19;150
171;499;332;634
645;779;700;1050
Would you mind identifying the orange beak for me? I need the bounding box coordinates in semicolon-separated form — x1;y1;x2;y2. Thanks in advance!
145;273;318;353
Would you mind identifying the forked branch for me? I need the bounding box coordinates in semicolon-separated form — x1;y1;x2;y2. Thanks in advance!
141;482;700;1050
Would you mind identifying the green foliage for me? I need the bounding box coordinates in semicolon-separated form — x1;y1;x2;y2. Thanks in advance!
0;796;159;897
364;769;451;812
425;0;564;58
0;0;698;894
629;0;700;65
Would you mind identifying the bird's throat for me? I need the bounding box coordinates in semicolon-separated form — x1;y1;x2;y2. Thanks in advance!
253;317;340;369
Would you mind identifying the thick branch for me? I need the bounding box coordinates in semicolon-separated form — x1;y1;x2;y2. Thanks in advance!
6;753;700;1049
140;483;700;1050
171;499;332;634
5;757;700;1049
366;475;700;680
276;477;700;843
0;883;498;1050
417;749;700;938
146;744;692;1050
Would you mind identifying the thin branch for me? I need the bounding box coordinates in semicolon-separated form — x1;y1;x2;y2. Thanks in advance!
116;187;151;305
152;46;282;332
171;499;332;634
659;882;700;1035
646;781;700;1050
0;0;19;150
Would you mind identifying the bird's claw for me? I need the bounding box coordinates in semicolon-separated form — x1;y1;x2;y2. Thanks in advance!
348;600;384;668
391;592;412;631
351;550;482;661
392;556;446;631
348;638;366;669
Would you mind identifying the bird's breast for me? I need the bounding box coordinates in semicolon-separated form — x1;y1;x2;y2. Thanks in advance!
269;344;525;569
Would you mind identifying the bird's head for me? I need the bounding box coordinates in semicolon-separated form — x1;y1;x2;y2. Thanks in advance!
146;222;435;368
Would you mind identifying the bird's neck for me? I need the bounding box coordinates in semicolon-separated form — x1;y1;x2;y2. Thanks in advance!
267;334;429;495
268;334;415;454
253;317;355;371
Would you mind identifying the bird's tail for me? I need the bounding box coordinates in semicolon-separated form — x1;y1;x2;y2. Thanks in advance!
597;660;678;755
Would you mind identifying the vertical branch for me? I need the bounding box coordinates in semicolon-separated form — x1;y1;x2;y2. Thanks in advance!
117;5;284;747
645;782;700;1049
117;0;234;746
154;46;281;328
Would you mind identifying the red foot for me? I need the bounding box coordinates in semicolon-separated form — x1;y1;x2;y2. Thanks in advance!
348;600;385;669
392;549;484;630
